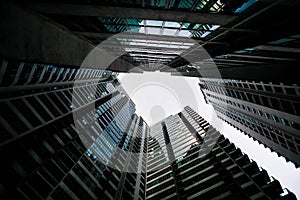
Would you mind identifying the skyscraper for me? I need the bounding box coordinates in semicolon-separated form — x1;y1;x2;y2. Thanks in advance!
146;106;296;199
199;78;300;168
1;0;300;199
2;0;300;76
0;59;147;199
0;59;296;199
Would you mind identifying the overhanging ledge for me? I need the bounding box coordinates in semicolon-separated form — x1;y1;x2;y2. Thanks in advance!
29;3;237;26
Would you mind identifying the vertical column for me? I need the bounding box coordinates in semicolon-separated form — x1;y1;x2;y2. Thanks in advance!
161;122;186;200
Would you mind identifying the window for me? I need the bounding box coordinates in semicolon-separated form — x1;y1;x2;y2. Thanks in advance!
274;87;283;93
285;87;296;95
261;96;270;107
51;186;73;200
47;93;68;114
291;122;300;130
249;84;256;90
294;103;300;115
73;164;101;194
27;173;53;198
264;85;273;92
252;94;260;104
256;85;263;90
281;100;295;114
269;98;281;110
271;115;279;122
28;64;44;84
1;102;29;133
1;61;19;86
0;122;12;143
17;63;34;85
278;136;287;146
257;110;262;116
280;118;287;126
263;112;270;119
63;174;94;200
43;160;65;182
37;94;61;117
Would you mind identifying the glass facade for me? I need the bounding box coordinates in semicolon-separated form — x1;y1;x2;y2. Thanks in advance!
0;59;296;199
0;59;147;200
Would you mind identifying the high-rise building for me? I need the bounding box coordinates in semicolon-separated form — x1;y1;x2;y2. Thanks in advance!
1;0;300;199
2;0;300;77
199;78;300;167
0;59;148;200
0;59;297;199
146;106;296;200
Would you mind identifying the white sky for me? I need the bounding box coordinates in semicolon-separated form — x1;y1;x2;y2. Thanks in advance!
118;72;300;199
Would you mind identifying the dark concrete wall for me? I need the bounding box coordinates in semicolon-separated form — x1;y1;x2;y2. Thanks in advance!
0;2;135;72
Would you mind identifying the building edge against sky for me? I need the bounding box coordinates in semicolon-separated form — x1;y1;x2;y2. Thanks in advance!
145;106;296;199
0;0;300;198
0;58;297;199
199;78;300;168
0;60;149;199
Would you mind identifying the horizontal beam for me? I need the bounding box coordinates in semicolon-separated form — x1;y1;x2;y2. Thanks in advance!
129;55;176;59
201;0;282;47
126;51;179;57
171;63;300;84
100;44;193;52
103;48;185;55
227;53;297;61
74;31;228;46
210;58;266;64
171;0;282;63
72;23;257;33
269;0;300;6
0;78;106;100
29;3;237;25
254;45;300;53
